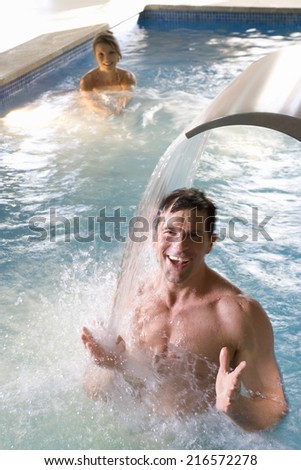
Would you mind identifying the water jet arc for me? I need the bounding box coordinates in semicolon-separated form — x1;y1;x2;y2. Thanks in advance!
186;45;301;142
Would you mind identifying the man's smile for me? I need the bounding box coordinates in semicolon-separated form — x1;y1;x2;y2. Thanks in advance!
166;254;191;267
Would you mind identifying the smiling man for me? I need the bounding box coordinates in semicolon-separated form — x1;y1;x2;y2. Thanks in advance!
82;187;287;431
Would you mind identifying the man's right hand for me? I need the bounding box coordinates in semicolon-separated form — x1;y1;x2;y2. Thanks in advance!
81;327;125;369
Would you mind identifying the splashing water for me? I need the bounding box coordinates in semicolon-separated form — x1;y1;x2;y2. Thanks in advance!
110;131;209;343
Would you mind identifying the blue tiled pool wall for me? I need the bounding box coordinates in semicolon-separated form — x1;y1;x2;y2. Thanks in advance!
1;8;301;114
0;39;92;113
138;8;301;32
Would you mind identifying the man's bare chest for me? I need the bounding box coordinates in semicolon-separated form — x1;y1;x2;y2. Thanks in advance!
136;301;224;364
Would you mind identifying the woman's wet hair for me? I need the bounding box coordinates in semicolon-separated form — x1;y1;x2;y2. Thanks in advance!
154;187;216;236
92;30;122;59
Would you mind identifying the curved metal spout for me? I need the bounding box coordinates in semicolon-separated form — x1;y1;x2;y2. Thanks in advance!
186;44;301;141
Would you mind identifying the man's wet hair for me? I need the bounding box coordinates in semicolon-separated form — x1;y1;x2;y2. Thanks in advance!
154;187;216;236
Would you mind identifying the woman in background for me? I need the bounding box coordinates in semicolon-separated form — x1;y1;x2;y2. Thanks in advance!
80;30;136;115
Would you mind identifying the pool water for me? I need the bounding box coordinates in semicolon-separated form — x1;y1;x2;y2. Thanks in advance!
1;19;301;449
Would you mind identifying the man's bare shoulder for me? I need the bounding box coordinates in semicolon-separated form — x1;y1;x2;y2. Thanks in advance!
208;269;269;325
215;287;266;320
215;291;272;354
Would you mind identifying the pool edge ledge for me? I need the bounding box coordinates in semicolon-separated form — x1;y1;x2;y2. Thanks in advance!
143;4;301;14
0;24;109;87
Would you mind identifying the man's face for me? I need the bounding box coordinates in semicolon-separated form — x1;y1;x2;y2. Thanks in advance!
154;208;214;284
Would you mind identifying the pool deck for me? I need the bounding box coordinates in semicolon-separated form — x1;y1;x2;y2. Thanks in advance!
0;0;301;90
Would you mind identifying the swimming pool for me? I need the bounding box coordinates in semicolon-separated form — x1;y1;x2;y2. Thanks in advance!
1;12;301;450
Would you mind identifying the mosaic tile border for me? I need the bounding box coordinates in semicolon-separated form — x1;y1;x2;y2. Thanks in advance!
0;39;91;105
138;8;301;28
